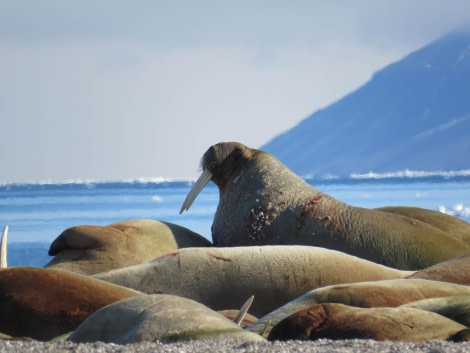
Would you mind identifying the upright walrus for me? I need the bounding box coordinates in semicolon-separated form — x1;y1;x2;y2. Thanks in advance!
180;142;470;270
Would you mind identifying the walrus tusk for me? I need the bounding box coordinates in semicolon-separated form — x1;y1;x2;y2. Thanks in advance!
1;225;8;268
180;170;213;213
234;295;254;325
260;320;271;337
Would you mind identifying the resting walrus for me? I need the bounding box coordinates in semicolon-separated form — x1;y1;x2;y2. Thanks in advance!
180;142;470;270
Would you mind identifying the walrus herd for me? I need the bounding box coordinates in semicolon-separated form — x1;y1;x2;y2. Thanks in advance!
2;141;470;344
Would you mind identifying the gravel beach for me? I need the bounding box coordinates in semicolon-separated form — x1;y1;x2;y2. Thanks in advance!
2;339;470;353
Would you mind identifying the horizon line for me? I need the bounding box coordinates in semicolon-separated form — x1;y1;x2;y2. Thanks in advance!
2;169;470;186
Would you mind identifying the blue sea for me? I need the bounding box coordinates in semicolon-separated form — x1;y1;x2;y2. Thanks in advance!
1;171;470;268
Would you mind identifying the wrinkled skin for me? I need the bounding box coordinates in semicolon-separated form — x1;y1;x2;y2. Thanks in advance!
181;142;470;270
267;303;466;342
376;206;470;243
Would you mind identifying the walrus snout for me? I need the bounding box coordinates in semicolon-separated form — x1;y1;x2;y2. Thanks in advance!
180;142;253;213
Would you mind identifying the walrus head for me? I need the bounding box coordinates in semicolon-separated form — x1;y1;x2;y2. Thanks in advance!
180;142;255;213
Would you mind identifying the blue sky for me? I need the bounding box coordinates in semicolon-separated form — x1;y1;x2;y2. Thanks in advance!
1;1;470;183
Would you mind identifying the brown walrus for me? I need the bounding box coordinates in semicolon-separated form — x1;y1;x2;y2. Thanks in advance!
247;278;470;336
267;303;467;342
180;142;470;270
0;267;143;340
406;253;470;285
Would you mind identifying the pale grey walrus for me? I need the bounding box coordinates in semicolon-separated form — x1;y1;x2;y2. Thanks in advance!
401;295;470;327
180;142;470;270
45;219;211;275
68;294;265;344
94;246;409;317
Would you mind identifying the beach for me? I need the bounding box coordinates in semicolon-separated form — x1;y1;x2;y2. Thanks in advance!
2;339;470;353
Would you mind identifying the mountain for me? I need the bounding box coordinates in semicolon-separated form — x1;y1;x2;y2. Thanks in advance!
261;31;470;178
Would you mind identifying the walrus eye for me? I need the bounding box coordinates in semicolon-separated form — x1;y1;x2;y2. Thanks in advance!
207;160;217;172
233;148;242;159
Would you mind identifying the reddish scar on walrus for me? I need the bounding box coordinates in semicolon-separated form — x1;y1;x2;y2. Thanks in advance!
180;142;470;270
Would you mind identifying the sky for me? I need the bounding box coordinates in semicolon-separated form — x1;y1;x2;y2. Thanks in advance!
1;1;470;183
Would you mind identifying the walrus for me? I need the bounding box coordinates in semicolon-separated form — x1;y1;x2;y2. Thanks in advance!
247;278;470;336
0;267;143;340
68;294;265;344
401;295;470;327
94;246;409;317
375;206;470;243
45;219;211;275
267;303;467;342
180;142;470;270
406;253;470;285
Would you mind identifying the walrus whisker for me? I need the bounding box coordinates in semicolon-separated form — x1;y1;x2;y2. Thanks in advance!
233;295;254;325
180;170;213;213
1;225;8;268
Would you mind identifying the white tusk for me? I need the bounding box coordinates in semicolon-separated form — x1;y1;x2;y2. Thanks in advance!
234;295;254;325
179;170;213;214
1;225;8;268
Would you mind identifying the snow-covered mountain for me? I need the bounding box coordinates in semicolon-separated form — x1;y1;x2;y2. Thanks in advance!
262;31;470;178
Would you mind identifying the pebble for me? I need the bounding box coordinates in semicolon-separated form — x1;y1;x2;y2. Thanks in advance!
1;339;470;353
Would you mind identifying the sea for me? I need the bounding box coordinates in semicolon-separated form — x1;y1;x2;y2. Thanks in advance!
1;170;470;268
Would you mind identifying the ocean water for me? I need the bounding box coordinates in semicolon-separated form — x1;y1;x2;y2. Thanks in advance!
1;171;470;268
